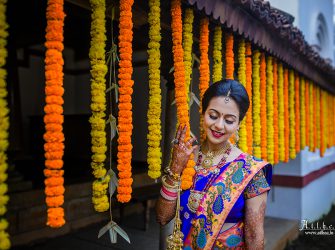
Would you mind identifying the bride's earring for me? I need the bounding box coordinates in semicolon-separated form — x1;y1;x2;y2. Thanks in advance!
235;129;239;146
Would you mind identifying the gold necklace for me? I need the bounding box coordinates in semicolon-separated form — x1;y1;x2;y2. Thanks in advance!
201;142;231;169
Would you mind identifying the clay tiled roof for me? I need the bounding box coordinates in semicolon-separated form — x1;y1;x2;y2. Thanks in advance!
187;0;335;93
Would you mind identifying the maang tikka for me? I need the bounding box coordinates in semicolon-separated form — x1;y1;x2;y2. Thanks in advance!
224;89;231;103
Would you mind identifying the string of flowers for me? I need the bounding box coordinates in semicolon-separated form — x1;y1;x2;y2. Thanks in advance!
300;77;306;150
260;53;267;161
305;79;310;150
147;0;162;179
313;84;317;152
171;0;195;190
315;86;320;151
309;82;315;151
43;0;66;228
320;90;325;157
225;32;234;79
0;0;10;248
89;0;109;211
237;39;247;152
324;92;328;149
212;25;222;83
199;17;209;142
294;73;300;154
252;50;261;158
117;0;134;202
245;42;253;155
266;56;274;164
326;93;331;148
283;68;289;162
272;58;279;164
278;63;285;162
183;7;194;103
288;70;296;159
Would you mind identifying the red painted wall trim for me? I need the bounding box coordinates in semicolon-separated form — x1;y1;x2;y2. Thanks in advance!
272;163;335;188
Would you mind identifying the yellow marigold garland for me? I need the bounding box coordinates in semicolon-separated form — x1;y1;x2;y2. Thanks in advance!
316;86;320;151
147;0;162;179
117;0;134;202
266;56;274;164
278;63;285;162
89;0;110;211
245;42;253;155
171;0;195;190
288;70;296;159
44;0;66;228
225;33;234;79
294;73;300;154
283;68;289;162
183;7;194;103
0;0;9;248
273;59;279;164
199;17;209;142
320;90;325;157
309;82;315;151
300;77;306;150
252;50;261;158
237;39;247;152
305;79;310;150
212;26;222;83
260;53;267;161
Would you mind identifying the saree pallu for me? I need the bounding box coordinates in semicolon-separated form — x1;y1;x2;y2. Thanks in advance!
180;153;272;250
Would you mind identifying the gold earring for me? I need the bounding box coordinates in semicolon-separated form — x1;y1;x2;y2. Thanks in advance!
235;130;239;145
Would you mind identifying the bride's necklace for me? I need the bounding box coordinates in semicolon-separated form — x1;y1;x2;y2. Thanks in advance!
201;142;232;169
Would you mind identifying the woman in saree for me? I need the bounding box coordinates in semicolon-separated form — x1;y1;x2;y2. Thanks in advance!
156;79;272;249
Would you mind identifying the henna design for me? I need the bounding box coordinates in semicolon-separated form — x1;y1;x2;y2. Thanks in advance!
155;196;177;225
244;199;267;250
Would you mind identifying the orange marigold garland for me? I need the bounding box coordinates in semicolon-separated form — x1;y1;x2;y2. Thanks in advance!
315;86;320;151
199;18;209;142
225;33;234;79
44;0;66;227
283;68;289;162
252;50;261;158
288;70;296;159
305;79;309;150
294;73;300;154
245;42;253;155
300;77;306;150
312;84;317;152
260;53;267;161
117;0;134;202
272;59;279;164
309;82;315;151
320;90;325;157
171;0;195;190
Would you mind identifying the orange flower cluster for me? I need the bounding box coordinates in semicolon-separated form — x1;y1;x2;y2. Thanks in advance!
117;0;134;203
305;80;309;148
295;74;300;154
43;0;66;228
171;0;195;190
320;90;325;157
272;59;279;164
260;53;267;161
199;18;209;142
283;68;289;162
313;84;317;152
225;33;234;79
245;42;253;155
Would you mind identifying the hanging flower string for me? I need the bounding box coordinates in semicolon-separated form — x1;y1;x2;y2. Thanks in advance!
283;68;289;162
117;0;134;202
288;70;296;159
43;0;66;228
212;26;222;83
171;0;195;190
266;56;274;164
147;0;162;179
260;53;267;161
305;79;309;150
300;77;306;150
225;33;234;79
199;17;209;142
320;90;325;157
88;0;110;211
0;0;10;248
252;50;261;158
309;82;314;151
183;7;194;103
277;63;285;162
237;39;247;152
272;59;279;164
312;83;317;152
315;86;320;151
245;42;253;155
294;73;300;154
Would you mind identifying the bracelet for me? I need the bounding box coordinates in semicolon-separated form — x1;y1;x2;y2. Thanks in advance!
161;175;179;190
160;188;177;201
164;165;181;182
160;186;178;201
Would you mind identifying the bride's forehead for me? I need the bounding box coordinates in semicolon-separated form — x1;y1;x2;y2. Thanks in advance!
207;96;239;111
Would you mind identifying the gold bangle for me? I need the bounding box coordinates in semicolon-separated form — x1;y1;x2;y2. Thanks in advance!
161;175;179;190
164;165;181;182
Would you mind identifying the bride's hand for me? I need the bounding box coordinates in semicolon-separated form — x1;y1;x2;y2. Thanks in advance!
170;124;198;175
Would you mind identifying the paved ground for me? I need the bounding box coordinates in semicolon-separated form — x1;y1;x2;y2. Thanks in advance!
12;209;300;250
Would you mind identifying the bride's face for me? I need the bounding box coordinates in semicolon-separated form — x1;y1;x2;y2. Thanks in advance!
203;96;240;147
